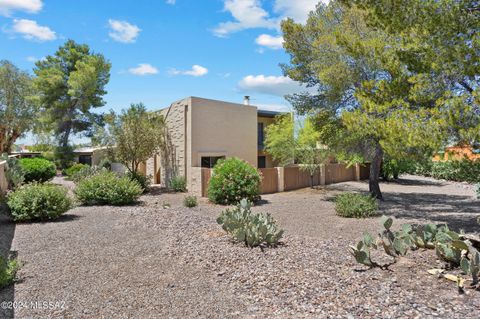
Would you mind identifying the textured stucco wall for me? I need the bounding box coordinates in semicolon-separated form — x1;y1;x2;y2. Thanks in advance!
189;167;203;196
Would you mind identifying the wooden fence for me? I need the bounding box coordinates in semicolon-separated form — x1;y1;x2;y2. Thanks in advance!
199;163;370;197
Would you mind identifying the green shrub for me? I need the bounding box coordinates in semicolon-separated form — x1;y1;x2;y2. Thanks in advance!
19;158;56;183
183;195;198;208
0;154;24;189
0;256;20;289
217;199;283;247
98;158;112;170
7;183;72;222
476;184;480;199
381;159;414;180
71;166;107;183
75;171;142;206
429;160;480;183
169;176;186;192
125;171;151;192
208;157;261;205
63;163;88;177
335;192;378;218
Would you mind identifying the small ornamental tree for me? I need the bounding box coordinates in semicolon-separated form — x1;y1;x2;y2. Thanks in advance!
208;157;261;205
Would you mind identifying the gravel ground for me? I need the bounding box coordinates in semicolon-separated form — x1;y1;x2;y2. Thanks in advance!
0;175;479;318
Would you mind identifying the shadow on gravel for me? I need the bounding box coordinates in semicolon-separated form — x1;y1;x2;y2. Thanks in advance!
0;205;15;319
384;178;446;187
380;192;480;233
22;213;82;224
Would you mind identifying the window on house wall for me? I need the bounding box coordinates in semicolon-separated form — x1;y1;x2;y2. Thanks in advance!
201;156;225;168
258;122;264;149
78;155;92;165
258;156;266;168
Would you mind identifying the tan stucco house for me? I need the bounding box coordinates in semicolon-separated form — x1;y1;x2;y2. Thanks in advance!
144;96;283;193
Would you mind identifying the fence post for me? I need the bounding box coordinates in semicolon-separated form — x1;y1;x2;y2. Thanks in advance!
320;164;326;185
277;167;284;192
355;163;361;181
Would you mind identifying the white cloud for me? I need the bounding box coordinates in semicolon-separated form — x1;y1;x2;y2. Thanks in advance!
256;103;291;112
169;65;208;77
214;0;327;37
108;19;141;43
213;0;277;37
128;63;158;76
26;56;38;62
274;0;321;24
0;0;42;16
11;19;56;41
238;75;309;96
166;0;176;4
255;34;283;50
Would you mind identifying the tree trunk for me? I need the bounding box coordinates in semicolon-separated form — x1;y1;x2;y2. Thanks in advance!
310;174;314;188
369;143;384;200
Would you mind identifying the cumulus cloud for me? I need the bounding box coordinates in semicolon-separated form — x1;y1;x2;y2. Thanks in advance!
10;19;56;41
128;63;158;76
169;65;209;77
0;0;42;16
238;75;309;96
255;34;283;50
213;0;277;37
274;0;320;24
108;19;141;43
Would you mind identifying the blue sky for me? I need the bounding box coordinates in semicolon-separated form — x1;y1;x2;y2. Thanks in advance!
1;0;324;143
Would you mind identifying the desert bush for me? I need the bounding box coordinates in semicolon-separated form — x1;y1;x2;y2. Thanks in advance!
208;157;261;205
335;192;378;218
125;171;151;192
19;158;56;183
183;195;198;208
98;158;112;170
63;163;88;177
217;199;283;247
169;176;186;192
75;171;142;206
429;160;480;183
0;154;24;189
7;183;72;222
71;166;106;183
0;256;20;289
381;159;414;180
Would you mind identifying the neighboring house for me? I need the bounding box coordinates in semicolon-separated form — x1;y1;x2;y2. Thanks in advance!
144;96;283;191
10;146;110;166
433;144;480;161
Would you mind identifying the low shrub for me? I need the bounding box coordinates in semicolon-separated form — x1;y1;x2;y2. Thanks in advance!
208;157;261;205
71;166;107;183
75;171;142;206
63;163;88;177
0;256;20;289
476;184;480;199
217;199;283;247
19;158;56;183
125;171;151;192
335;192;378;218
169;176;186;192
7;183;72;222
98;158;112;170
183;195;198;208
430;160;480;183
381;159;414;181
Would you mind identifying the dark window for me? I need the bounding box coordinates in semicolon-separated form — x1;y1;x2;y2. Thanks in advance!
201;156;225;168
258;122;264;149
78;155;92;165
258;156;266;168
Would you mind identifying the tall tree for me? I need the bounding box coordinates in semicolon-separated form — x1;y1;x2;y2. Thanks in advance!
281;1;446;199
113;103;166;174
0;60;37;153
34;40;111;167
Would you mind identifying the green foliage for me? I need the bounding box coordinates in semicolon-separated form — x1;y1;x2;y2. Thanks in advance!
97;158;112;170
0;154;24;189
335;193;378;218
112;103;166;174
125;171;151;192
381;158;414;181
19;158;56;183
476;184;480;199
33;40;111;166
75;171;142;206
63;163;88;177
183;195;198;208
0;256;20;289
217;199;284;247
169;176;186;192
71;165;106;183
430;160;480;184
7;183;72;222
0;60;37;154
264;114;295;166
461;248;480;287
208;157;261;205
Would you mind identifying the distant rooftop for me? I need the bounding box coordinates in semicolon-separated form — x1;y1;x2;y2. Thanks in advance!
257;109;284;118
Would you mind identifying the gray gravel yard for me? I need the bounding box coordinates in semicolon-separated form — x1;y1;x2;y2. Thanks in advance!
0;175;479;318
